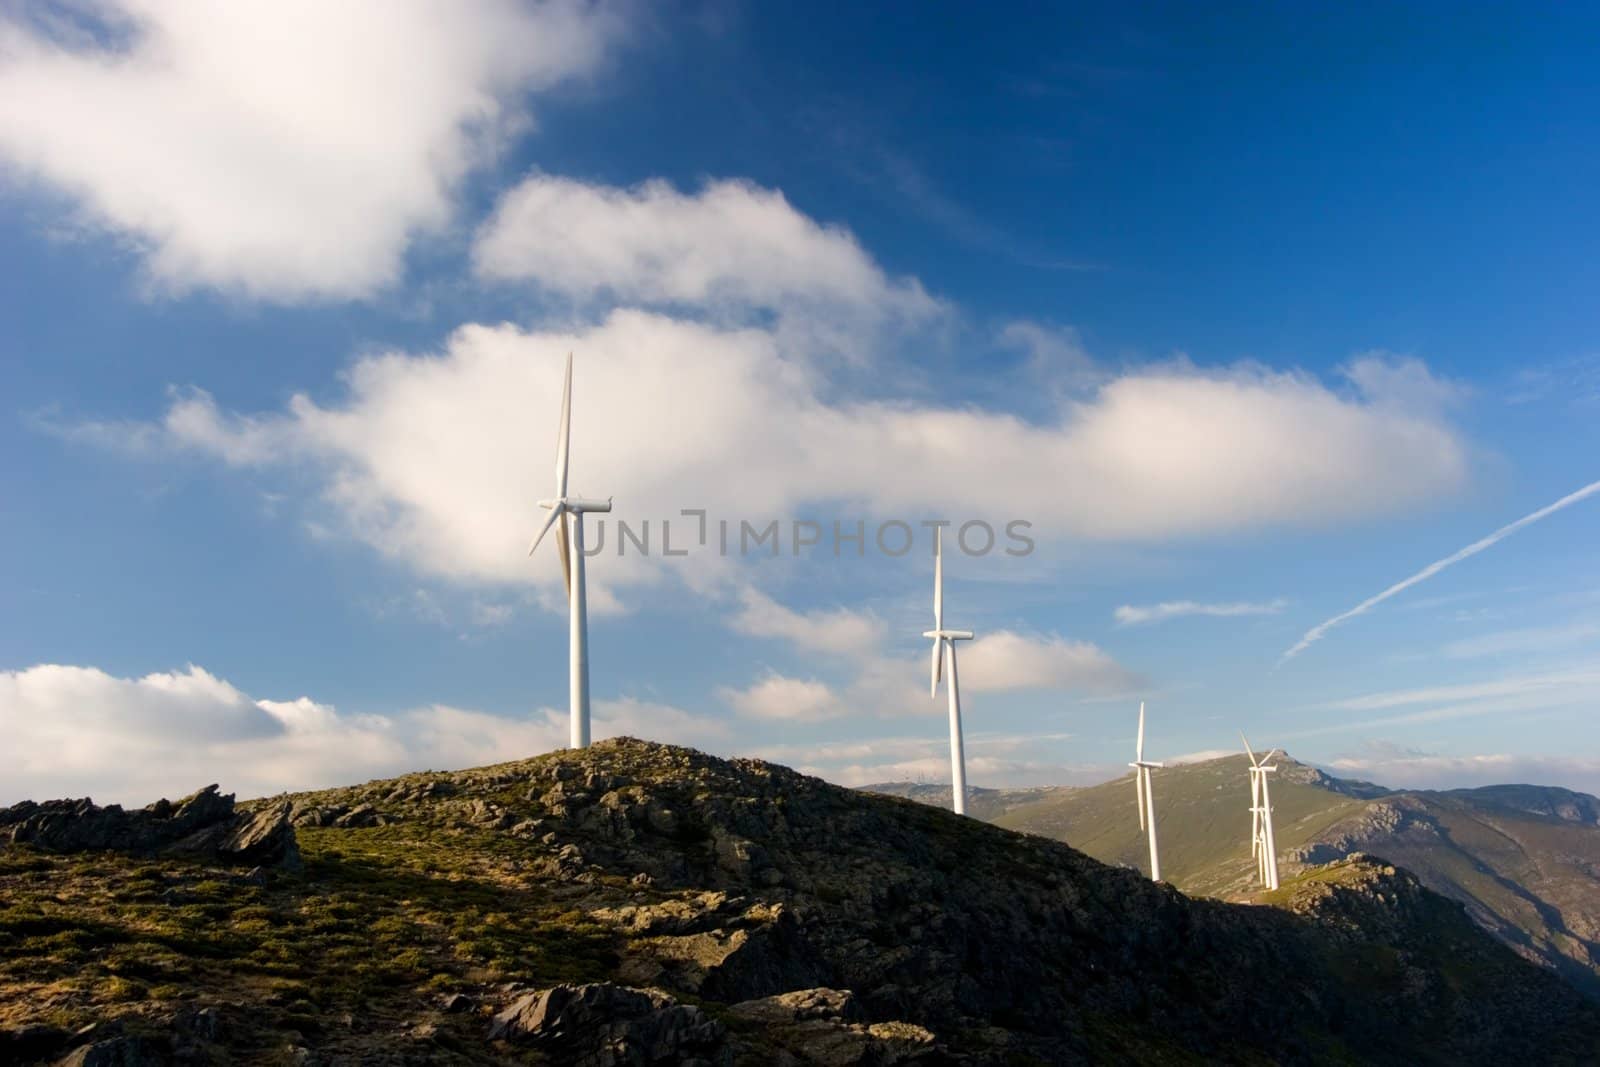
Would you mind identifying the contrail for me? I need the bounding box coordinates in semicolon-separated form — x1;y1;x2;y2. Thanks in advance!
1281;477;1600;663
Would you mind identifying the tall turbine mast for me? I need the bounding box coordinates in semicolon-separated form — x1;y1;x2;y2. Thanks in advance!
923;529;974;815
1129;702;1164;881
528;353;612;749
1241;734;1280;890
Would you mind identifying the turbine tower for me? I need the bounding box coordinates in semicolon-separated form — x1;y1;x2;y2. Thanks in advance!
1241;733;1280;890
924;529;974;815
528;353;611;749
1129;702;1164;881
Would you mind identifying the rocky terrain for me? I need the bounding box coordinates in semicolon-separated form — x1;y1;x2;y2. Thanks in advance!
969;754;1600;998
2;738;1598;1064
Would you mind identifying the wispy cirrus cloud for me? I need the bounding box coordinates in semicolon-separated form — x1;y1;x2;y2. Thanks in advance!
1282;477;1600;662
1440;621;1600;659
1328;745;1600;797
1114;598;1288;627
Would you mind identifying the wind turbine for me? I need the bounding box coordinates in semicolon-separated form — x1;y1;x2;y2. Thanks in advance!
528;353;611;749
924;529;974;815
1241;733;1280;890
1129;702;1164;881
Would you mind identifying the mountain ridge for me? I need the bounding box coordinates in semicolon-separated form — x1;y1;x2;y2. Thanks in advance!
2;738;1598;1063
880;753;1600;999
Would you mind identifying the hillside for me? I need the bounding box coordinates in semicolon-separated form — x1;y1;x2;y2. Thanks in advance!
859;782;1057;822
1;739;1598;1065
982;754;1600;997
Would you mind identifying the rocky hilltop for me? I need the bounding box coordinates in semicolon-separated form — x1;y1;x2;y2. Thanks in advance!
3;739;1598;1065
978;753;1600;998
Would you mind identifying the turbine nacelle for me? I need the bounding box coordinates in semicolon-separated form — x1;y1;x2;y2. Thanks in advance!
923;629;974;641
537;496;613;514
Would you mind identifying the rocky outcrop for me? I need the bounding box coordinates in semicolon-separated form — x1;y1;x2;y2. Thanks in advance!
0;786;298;869
487;982;726;1064
486;982;939;1066
4;739;1599;1065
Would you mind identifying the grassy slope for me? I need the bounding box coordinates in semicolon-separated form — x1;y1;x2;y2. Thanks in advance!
986;755;1600;994
991;755;1365;896
0;793;618;1061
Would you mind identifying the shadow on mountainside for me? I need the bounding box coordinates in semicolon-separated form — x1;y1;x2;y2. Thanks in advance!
2;737;1598;1065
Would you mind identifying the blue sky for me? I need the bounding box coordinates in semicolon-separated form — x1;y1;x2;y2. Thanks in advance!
2;1;1599;804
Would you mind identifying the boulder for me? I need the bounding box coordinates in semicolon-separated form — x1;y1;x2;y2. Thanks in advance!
219;802;300;870
488;982;726;1065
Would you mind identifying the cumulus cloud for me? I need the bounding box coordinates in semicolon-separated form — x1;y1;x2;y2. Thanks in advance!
839;629;1142;720
0;663;726;806
78;312;1471;604
0;1;620;301
752;732;1112;789
730;588;886;658
473;174;937;323
718;674;841;721
959;631;1139;694
1113;599;1288;626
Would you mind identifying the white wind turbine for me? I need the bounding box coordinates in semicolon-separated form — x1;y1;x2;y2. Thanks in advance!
528;353;612;750
1241;733;1280;890
924;529;974;815
1129;702;1164;882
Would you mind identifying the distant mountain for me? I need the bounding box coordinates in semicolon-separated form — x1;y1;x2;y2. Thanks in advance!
923;754;1600;998
4;739;1599;1064
858;781;1058;822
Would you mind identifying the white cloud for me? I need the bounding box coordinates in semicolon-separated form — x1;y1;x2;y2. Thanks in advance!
718;674;841;722
0;1;620;301
1281;666;1600;742
840;629;1141;721
0;663;726;806
82;313;1471;605
1439;621;1600;660
751;732;1111;789
1114;598;1288;626
1324;667;1600;713
1327;750;1600;797
730;588;886;658
997;321;1100;388
473;174;938;323
959;631;1138;694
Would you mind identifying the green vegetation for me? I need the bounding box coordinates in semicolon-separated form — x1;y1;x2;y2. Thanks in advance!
985;753;1600;997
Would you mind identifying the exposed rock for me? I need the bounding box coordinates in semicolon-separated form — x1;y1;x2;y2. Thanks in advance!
2;1024;70;1063
53;1035;169;1066
332;804;390;829
729;987;863;1025
1;786;299;869
218;802;300;870
488;982;726;1064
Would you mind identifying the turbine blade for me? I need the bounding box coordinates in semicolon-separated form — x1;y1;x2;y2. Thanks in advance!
557;510;572;597
555;352;572;499
1136;770;1146;831
1137;702;1146;761
933;527;943;630
528;505;563;556
930;637;943;698
1240;731;1258;767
